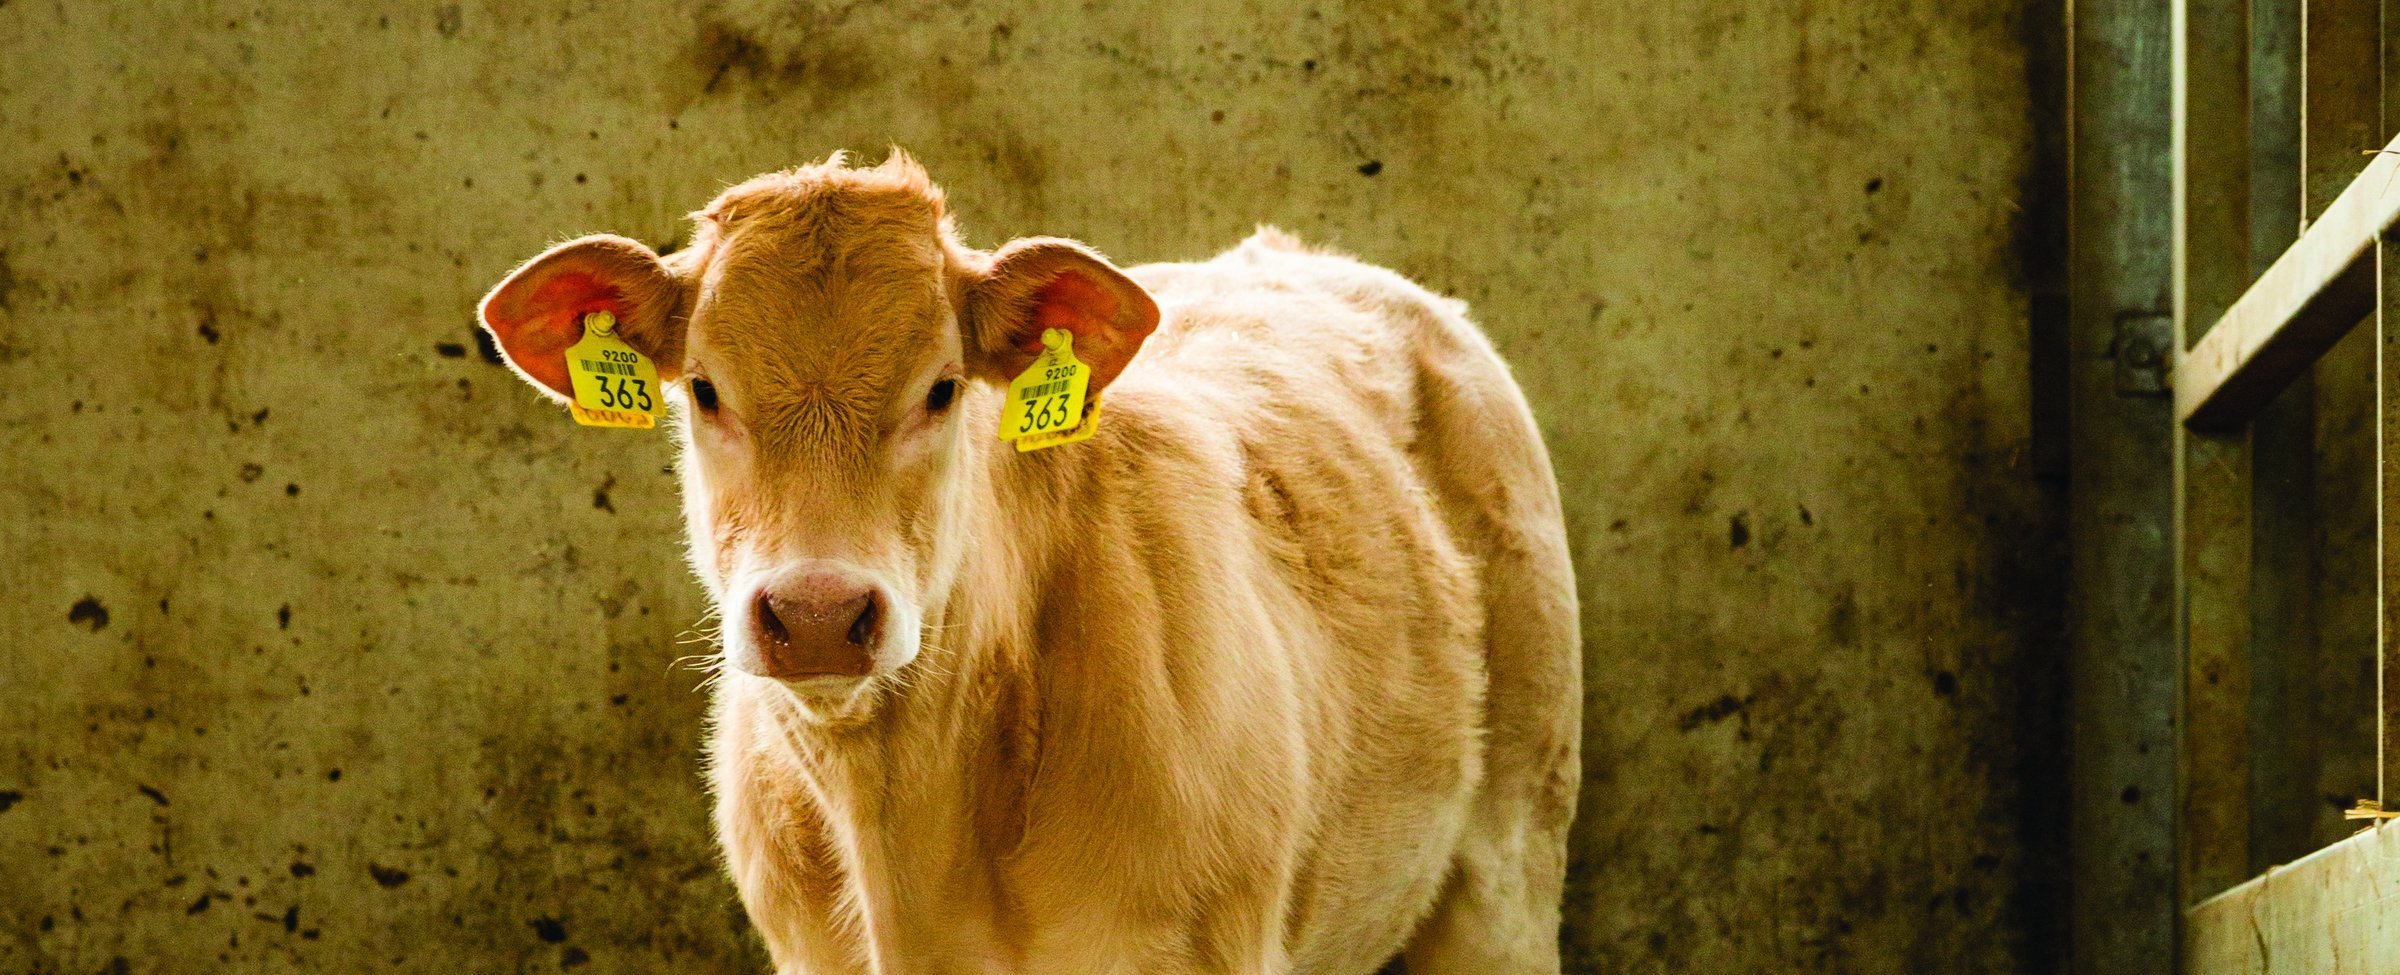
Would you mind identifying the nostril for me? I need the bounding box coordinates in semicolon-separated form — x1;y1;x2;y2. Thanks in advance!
753;592;789;647
744;578;883;680
845;593;881;647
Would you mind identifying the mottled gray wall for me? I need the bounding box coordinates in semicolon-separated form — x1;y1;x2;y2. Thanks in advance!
0;2;2056;972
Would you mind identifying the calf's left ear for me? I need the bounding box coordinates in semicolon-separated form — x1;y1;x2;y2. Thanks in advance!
961;238;1158;396
478;235;688;402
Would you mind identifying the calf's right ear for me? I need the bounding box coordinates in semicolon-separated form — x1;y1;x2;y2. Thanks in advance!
478;235;688;402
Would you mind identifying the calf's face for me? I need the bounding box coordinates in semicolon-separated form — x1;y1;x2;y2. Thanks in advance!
476;157;1155;706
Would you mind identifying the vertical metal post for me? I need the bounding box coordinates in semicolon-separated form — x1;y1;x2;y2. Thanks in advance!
2173;0;2257;913
2378;0;2400;815
2070;0;2182;970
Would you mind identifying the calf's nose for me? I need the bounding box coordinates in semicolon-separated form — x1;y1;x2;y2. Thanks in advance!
747;575;882;680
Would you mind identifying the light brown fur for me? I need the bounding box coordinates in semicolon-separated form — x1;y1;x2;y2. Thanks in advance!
480;153;1581;974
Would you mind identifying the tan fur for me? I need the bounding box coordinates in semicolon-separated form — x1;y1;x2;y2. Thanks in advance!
483;153;1581;974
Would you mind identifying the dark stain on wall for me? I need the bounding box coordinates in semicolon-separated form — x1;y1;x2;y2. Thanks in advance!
686;15;878;111
67;597;109;632
530;915;568;943
1678;693;1757;733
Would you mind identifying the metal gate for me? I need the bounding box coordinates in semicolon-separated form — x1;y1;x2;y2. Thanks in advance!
2070;0;2400;970
2140;0;2394;967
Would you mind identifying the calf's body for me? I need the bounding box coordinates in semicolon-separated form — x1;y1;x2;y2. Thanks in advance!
479;158;1579;974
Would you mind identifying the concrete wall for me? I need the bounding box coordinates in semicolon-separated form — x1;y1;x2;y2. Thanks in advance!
0;1;2057;972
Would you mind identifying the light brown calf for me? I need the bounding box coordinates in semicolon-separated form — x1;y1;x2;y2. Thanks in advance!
479;153;1580;974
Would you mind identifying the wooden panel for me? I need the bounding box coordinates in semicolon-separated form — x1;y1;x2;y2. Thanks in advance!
2186;822;2400;971
2389;0;2400;138
2382;238;2400;807
2297;0;2387;855
2178;430;2258;904
2248;385;2317;870
2301;0;2381;220
2248;0;2300;264
2245;0;2314;874
2175;0;2259;907
2381;0;2400;841
2175;133;2400;429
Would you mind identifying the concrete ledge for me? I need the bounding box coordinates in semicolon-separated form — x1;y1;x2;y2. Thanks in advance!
2187;821;2400;972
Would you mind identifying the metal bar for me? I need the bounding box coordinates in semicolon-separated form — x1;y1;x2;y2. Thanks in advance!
2174;0;2256;913
2069;0;2183;970
2175;132;2400;429
2378;0;2399;843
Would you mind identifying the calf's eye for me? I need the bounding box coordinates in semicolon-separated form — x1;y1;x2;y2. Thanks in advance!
925;378;960;414
690;378;719;412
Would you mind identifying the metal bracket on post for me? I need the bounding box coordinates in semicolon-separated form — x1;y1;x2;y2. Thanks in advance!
2116;311;2175;395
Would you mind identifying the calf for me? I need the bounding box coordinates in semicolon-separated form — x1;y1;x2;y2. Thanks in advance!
478;153;1580;974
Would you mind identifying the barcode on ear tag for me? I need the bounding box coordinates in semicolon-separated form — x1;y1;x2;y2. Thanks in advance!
565;311;663;429
999;328;1092;448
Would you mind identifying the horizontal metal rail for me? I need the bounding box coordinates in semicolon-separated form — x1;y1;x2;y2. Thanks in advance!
2177;131;2400;429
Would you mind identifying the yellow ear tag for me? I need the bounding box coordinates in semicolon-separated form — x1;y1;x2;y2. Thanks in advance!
999;328;1099;451
565;310;662;429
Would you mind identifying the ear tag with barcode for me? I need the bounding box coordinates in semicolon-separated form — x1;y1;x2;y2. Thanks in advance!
565;310;663;429
999;328;1098;451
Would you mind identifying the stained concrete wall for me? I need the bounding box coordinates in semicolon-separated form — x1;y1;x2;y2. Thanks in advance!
0;2;2057;972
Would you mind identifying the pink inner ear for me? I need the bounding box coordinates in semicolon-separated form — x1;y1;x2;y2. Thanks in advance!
1018;271;1121;353
487;271;623;397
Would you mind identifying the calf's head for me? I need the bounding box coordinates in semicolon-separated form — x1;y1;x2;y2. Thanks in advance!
477;154;1156;704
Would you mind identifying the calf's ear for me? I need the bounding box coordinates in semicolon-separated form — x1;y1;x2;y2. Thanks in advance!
960;238;1158;396
478;235;687;402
